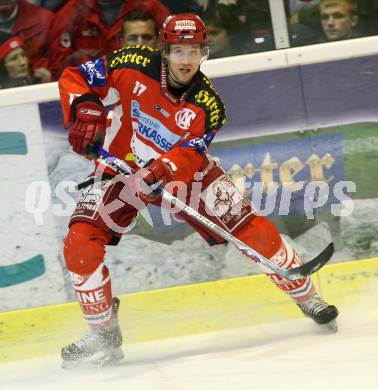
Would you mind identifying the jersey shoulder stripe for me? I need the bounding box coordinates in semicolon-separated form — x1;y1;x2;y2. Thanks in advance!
106;45;160;81
188;73;227;132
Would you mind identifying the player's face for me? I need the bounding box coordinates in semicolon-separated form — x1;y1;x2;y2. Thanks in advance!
4;47;29;79
166;44;202;86
123;20;158;49
320;1;358;41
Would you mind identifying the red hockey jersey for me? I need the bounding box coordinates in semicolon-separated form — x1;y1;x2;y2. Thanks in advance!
58;45;226;184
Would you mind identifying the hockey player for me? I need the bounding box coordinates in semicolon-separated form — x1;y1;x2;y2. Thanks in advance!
58;13;338;367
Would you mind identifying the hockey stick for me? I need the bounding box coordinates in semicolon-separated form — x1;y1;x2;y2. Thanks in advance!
94;145;334;281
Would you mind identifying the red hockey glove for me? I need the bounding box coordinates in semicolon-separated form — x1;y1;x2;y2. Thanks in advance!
136;158;176;202
68;97;106;159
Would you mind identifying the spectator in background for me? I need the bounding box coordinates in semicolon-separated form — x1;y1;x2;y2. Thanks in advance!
202;4;249;58
319;0;360;41
0;31;51;88
122;10;159;49
0;31;30;88
47;0;170;79
0;0;53;81
290;0;375;39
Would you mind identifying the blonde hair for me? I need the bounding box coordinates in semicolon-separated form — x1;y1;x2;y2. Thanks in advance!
320;0;358;15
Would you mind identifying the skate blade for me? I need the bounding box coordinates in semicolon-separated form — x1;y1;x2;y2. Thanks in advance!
317;320;338;333
325;320;338;332
62;347;124;370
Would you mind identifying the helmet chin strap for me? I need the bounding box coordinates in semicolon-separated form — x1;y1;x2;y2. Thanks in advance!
160;61;198;106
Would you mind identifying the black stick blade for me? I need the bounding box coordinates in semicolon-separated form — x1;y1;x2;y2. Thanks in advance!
285;242;335;280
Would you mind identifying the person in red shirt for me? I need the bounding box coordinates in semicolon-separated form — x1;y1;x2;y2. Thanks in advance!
0;32;31;88
0;0;52;81
48;0;170;79
58;13;338;368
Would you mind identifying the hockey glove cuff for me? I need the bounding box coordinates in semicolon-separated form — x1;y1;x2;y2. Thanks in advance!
68;95;106;159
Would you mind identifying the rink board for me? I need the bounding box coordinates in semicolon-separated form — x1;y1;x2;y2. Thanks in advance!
0;257;378;363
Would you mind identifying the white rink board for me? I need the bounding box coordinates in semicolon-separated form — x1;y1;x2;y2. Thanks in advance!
1;35;378;107
0;104;66;309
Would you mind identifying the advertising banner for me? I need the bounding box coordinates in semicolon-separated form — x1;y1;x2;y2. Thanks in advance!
36;55;378;251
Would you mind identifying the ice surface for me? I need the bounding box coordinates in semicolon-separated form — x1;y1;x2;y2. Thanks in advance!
1;304;378;390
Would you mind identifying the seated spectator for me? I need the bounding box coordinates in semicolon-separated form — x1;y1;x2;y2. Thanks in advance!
0;0;53;79
319;0;361;41
291;0;376;38
0;31;50;88
203;4;249;59
0;32;30;88
47;0;170;79
122;10;159;49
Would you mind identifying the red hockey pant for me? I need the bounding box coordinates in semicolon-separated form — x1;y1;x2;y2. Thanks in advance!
64;216;315;329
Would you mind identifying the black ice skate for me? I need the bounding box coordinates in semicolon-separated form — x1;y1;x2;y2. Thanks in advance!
297;294;339;331
61;297;124;369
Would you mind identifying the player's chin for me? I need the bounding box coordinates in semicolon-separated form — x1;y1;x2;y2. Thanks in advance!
177;71;195;85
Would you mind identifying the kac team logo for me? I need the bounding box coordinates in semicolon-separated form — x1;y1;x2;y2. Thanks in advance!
175;108;196;130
